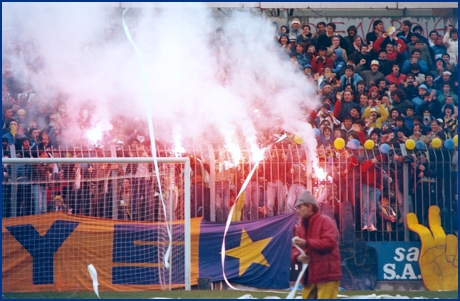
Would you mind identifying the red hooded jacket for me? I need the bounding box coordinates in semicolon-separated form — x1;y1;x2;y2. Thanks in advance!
291;211;342;284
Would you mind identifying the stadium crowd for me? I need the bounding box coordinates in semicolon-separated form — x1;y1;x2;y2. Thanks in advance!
2;18;458;238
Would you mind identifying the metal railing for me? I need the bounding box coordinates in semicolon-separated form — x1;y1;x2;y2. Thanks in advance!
2;143;457;242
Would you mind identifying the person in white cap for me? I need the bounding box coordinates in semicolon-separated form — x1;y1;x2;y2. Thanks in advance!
434;70;456;91
289;18;302;44
356;60;384;89
291;190;342;299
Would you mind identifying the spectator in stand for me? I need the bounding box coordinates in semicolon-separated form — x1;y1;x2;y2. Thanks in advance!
2;108;14;133
289;18;302;44
356;60;385;89
358;93;370;115
344;25;358;56
31;130;52;156
15;109;27;128
386;63;406;88
340;115;354;135
327;36;348;63
315;103;340;128
349;107;362;122
404;106;416;131
368;86;380;103
318;126;334;147
31;151;50;215
436;83;458;106
409;123;428;142
443;104;458;138
311;46;334;75
434;70;456;91
292;43;309;70
428;30;439;47
366;19;385;45
402;49;429;74
425;119;443;145
409;39;433;69
420;109;434;135
2;119;22;146
369;128;381;144
2;83;19;113
303;64;314;79
314;21;327;39
318;82;335;103
354;80;367;100
397;20;414;42
359;153;386;232
304;42;317;62
402;73;418;100
422;74;436;93
409;64;425;85
391;88;414;115
442;95;458;113
333;127;346;140
374;49;392;75
432;35;447;59
375;78;388;98
418;90;442;119
297;24;314;45
350;43;372;71
317;67;336;89
443;26;458;66
339;65;363;91
411;84;429;111
349;35;364;59
330;51;346;76
16;83;35;111
278;34;291;58
431;58;448;81
28;128;40;149
393;116;411;138
441;53;456;72
373;30;406;62
362;104;389;129
412;25;430;45
380;94;394;113
334;90;360;122
384;42;405;65
351;119;367;144
318;22;349;51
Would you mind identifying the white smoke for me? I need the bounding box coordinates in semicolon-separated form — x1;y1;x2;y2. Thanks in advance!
2;2;320;160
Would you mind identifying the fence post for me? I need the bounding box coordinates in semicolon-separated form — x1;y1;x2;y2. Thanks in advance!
9;144;18;218
400;144;410;241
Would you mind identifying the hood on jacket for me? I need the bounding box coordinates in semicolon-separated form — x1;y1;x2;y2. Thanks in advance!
347;25;358;35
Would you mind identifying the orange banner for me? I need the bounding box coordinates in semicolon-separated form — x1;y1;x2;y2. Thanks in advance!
2;213;201;292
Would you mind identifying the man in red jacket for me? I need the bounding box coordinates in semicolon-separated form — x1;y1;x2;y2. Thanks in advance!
291;190;342;299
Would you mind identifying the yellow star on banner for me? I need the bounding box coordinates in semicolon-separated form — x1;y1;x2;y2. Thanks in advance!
225;229;272;276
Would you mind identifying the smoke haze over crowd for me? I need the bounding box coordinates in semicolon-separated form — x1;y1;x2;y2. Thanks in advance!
2;2;320;161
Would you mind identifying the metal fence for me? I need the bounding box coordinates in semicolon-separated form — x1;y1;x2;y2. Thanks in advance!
2;142;457;242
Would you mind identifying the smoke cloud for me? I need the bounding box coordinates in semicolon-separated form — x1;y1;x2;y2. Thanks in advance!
2;3;320;161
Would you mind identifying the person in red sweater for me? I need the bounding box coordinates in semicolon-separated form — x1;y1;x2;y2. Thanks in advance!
373;31;406;61
385;63;407;87
311;46;334;75
292;190;342;299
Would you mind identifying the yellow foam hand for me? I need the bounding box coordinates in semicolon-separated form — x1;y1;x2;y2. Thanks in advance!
407;206;458;291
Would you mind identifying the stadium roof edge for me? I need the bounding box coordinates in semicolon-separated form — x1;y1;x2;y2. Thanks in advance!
117;2;458;9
